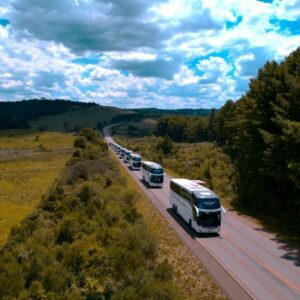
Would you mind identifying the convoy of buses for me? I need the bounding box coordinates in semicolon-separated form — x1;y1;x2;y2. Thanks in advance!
108;140;222;234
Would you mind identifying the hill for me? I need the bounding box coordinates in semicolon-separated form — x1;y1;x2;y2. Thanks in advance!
0;99;137;131
0;100;211;131
131;107;212;119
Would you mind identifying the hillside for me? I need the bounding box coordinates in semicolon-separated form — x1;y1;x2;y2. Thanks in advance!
131;108;212;119
0;100;136;131
30;104;135;131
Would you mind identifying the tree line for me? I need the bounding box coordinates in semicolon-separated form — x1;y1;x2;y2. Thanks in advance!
0;99;99;129
0;128;179;299
154;48;300;230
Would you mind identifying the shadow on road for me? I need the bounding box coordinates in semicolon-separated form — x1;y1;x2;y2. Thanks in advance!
139;179;163;190
166;208;220;240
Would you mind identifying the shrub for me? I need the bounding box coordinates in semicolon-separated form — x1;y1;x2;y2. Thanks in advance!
73;137;87;149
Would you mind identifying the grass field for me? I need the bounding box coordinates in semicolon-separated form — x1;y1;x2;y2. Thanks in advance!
30;105;133;131
110;152;226;300
112;118;157;137
0;130;75;246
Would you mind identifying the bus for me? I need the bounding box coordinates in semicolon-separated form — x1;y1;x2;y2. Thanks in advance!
142;161;164;187
119;147;126;158
169;179;221;233
124;149;133;162
129;153;142;170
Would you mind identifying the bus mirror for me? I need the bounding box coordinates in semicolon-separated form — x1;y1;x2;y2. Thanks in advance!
221;207;226;215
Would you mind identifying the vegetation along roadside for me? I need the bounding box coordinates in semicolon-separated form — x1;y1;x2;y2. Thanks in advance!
0;128;204;299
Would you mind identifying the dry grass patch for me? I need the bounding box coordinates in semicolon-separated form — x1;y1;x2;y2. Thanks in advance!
0;130;75;246
110;152;227;300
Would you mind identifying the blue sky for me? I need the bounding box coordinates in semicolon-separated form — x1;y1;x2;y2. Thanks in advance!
0;0;299;108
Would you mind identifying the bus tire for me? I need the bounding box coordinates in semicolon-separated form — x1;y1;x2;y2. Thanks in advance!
189;219;192;228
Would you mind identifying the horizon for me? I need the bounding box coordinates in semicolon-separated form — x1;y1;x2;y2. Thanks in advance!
0;98;215;110
0;0;299;109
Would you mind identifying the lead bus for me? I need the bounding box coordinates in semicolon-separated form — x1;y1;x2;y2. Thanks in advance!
170;179;221;233
142;161;164;187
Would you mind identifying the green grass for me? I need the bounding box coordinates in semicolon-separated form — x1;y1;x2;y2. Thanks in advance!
0;130;74;246
112;118;157;137
30;105;133;131
110;152;226;299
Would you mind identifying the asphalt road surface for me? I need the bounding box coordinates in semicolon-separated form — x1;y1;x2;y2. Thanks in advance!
104;125;300;300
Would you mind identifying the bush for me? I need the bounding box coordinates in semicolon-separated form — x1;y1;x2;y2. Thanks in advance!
73;137;87;149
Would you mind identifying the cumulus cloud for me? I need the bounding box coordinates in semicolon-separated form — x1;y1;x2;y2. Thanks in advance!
7;0;169;53
0;0;299;108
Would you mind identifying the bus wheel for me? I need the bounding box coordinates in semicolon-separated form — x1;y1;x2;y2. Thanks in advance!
189;219;192;227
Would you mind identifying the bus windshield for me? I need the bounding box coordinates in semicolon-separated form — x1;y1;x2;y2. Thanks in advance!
150;168;163;175
194;197;220;209
133;157;141;162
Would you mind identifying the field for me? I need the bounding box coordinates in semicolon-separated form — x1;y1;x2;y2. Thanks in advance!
112;118;157;137
0;130;75;246
30;105;133;131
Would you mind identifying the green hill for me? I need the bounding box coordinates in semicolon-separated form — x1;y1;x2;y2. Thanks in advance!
0;99;136;131
30;104;135;131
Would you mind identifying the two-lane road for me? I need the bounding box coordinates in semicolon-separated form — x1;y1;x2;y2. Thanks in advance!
104;125;300;300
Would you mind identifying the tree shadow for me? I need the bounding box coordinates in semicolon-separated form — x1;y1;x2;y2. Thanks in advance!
139;179;162;189
232;204;300;267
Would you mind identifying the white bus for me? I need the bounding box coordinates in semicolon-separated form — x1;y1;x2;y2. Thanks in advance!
129;153;142;170
142;161;164;187
170;179;221;233
124;149;133;162
119;147;126;158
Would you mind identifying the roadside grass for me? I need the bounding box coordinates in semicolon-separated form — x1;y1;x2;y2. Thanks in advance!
110;152;227;300
0;130;74;246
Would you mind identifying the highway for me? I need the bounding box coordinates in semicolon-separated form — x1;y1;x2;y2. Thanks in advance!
104;125;300;300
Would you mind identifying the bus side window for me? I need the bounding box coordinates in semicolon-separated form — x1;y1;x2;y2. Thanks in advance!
181;189;191;204
191;194;197;218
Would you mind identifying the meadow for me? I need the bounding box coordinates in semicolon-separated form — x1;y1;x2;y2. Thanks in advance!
0;130;74;246
111;118;157;137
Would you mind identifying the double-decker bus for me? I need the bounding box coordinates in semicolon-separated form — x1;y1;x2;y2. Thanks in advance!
129;153;142;170
119;147;126;158
124;149;133;162
141;161;164;187
170;179;221;233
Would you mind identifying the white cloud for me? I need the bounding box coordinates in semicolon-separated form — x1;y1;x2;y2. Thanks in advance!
0;0;299;108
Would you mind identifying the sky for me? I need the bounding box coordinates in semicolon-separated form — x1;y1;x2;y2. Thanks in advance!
0;0;299;109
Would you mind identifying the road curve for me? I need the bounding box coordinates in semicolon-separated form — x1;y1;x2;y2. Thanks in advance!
103;125;300;300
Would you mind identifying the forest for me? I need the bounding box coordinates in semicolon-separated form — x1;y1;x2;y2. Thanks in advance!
0;129;179;299
143;48;300;234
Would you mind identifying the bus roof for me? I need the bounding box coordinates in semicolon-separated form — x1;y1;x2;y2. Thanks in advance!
142;161;163;169
171;178;218;198
131;153;141;158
